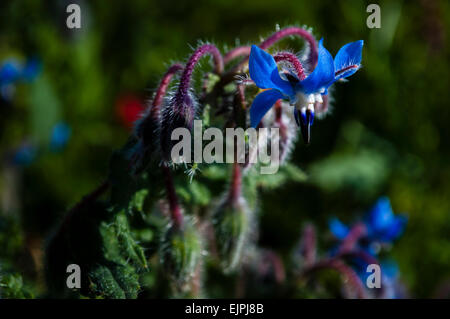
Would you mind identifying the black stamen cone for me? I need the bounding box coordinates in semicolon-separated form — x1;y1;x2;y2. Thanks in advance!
300;109;312;144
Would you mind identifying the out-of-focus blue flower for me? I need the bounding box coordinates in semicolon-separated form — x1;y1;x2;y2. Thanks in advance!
365;197;408;242
248;39;363;142
329;217;350;240
12;143;37;166
355;259;406;299
50;122;71;152
0;60;22;84
0;57;41;102
330;197;407;246
21;58;42;82
328;198;408;298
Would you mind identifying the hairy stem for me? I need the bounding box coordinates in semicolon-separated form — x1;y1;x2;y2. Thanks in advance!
228;162;242;204
260;26;318;67
175;44;223;110
301;224;317;266
303;258;368;299
218;26;318;89
224;46;251;64
150;63;184;118
338;223;367;254
162;165;183;228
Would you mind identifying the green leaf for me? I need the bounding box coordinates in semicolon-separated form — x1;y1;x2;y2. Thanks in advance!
29;76;61;145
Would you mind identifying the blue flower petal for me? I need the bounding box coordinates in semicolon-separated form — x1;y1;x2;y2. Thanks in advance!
334;40;363;80
13;144;37;166
249;89;283;128
297;39;335;94
366;197;395;234
22;58;42;82
50;122;71;152
380;215;407;242
249;45;294;97
329;217;350;240
0;60;21;84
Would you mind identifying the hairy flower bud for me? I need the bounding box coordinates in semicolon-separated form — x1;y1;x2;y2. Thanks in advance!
160;44;223;163
212;195;250;273
212;164;251;272
159;93;196;162
160;216;203;291
129;64;183;174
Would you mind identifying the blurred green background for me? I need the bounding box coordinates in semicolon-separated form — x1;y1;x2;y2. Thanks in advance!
0;0;449;298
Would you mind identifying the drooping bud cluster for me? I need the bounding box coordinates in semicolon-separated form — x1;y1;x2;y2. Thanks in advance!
159;92;197;162
45;26;373;299
160;44;223;162
130;63;183;174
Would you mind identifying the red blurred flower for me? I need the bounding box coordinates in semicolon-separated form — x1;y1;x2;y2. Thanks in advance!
116;95;145;129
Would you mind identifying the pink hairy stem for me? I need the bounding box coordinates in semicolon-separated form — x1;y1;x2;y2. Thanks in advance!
149;63;184;119
162;164;183;228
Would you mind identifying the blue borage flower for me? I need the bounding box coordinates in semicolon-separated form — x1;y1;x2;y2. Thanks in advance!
364;197;408;242
330;197;408;245
50;122;72;152
248;39;363;143
0;57;41;102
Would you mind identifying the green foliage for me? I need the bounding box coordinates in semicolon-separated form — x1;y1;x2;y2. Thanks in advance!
0;273;33;299
159;218;203;291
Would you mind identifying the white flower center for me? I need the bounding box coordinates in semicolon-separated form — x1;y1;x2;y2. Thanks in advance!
294;92;322;115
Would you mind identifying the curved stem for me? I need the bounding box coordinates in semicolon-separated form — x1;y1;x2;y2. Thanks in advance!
337;249;384;298
260;26;318;68
302;258;368;299
218;27;318;88
338;223;367;254
224;46;251;64
175;44;223;110
150;63;184;119
338;249;379;267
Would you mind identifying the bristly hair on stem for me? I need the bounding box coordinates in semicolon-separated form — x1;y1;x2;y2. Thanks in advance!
162;164;184;228
151;63;185;117
130;63;184;175
221;26;318;76
160;44;224;162
228;162;242;204
174;43;224;110
260;26;318;68
302;258;369;299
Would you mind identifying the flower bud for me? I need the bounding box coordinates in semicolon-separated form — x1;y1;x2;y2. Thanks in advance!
212;195;251;273
159;93;196;162
128;63;183;174
159;216;202;291
129;109;159;175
